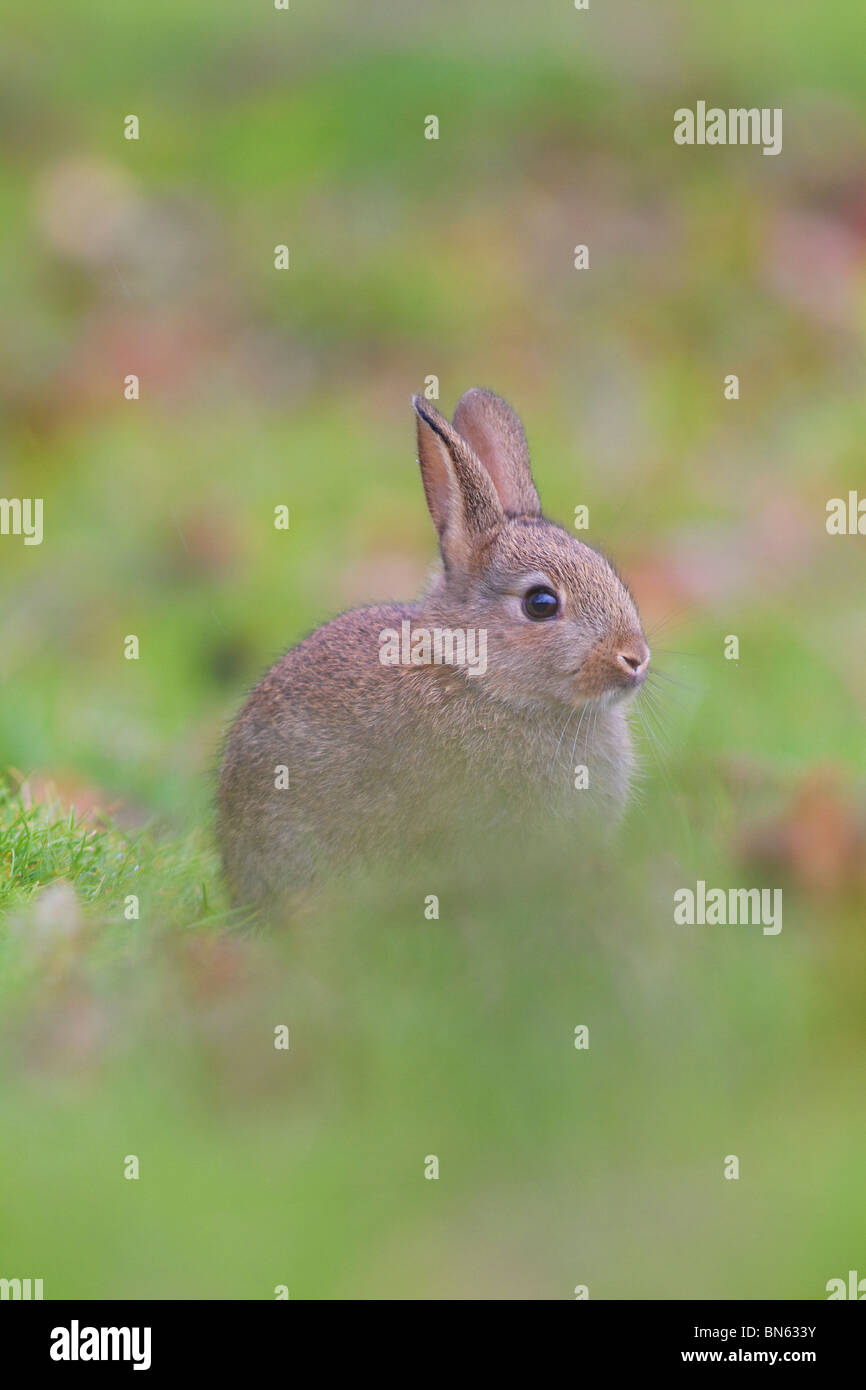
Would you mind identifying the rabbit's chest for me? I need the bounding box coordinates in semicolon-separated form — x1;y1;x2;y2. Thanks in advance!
408;702;625;814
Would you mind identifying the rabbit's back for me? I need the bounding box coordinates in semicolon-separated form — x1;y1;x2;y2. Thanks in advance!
218;603;414;902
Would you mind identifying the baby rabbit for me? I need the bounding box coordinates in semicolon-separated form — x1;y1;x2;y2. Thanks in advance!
217;389;649;907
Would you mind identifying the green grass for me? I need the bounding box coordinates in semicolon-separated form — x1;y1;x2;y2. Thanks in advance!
1;768;864;1299
1;0;865;1299
0;784;227;935
0;788;143;912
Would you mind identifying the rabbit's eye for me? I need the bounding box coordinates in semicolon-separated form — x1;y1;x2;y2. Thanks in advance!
522;586;560;620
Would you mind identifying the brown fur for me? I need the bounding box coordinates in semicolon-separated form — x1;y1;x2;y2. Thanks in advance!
217;390;649;908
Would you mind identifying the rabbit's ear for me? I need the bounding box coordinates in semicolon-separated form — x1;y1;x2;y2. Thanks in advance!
413;396;504;568
452;389;541;518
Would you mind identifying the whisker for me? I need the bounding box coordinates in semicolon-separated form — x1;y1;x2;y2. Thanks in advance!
585;702;601;777
641;704;674;756
647;667;694;691
649;648;701;660
568;699;591;782
635;695;674;789
549;702;580;780
641;680;677;726
644;606;692;641
645;677;690;713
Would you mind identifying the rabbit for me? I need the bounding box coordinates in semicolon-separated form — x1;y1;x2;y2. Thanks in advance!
217;388;650;908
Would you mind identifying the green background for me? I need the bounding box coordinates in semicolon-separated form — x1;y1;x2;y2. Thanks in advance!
1;0;865;1298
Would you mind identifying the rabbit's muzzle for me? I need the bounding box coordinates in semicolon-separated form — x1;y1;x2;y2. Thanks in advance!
576;633;650;702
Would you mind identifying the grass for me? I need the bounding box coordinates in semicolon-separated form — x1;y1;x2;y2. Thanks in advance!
0;787;143;911
1;759;864;1299
1;0;865;1299
0;783;228;937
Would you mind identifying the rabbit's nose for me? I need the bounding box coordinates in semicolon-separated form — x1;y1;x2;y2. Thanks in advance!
616;640;650;681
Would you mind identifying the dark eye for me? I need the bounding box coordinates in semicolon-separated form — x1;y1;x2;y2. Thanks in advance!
522;586;560;620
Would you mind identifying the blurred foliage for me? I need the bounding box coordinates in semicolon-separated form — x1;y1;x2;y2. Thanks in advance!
0;0;865;1298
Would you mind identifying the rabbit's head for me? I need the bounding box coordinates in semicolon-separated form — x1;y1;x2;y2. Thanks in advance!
413;389;649;711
